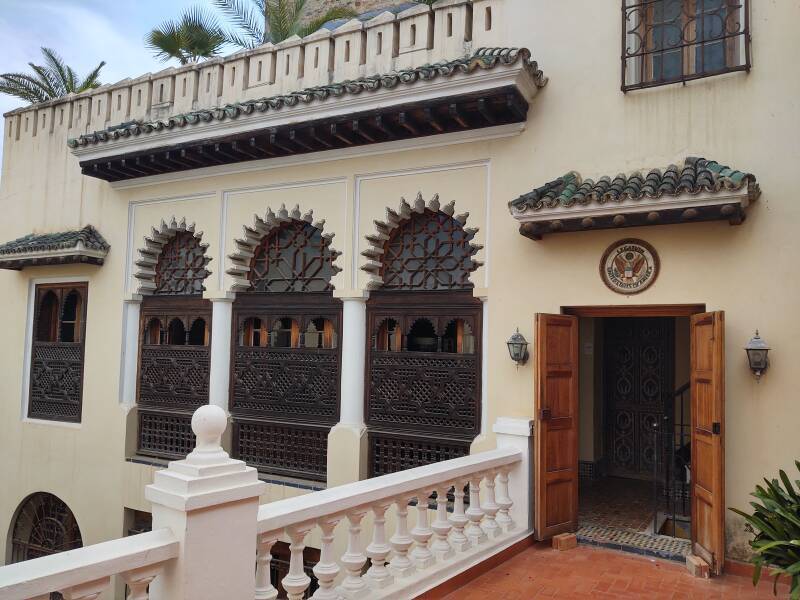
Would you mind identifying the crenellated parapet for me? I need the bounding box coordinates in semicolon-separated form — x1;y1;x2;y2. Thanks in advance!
3;0;507;151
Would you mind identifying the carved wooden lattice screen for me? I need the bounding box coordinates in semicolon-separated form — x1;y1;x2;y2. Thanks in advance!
366;208;481;476
28;283;88;423
137;232;212;460
230;222;341;481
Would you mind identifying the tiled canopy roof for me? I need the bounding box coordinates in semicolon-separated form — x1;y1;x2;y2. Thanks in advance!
510;157;759;212
0;225;110;269
68;48;546;150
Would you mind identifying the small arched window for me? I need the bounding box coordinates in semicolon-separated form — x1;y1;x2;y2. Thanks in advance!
410;24;417;46
145;318;162;345
271;318;299;348
36;291;59;342
442;318;475;354
188;318;207;345
375;318;401;351
59;290;82;343
406;318;437;352
242;317;267;347
304;318;337;349
167;318;186;345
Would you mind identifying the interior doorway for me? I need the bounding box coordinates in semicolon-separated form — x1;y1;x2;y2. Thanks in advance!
576;315;692;560
534;306;726;574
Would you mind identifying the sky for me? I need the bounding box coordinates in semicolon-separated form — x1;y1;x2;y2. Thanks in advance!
0;0;232;162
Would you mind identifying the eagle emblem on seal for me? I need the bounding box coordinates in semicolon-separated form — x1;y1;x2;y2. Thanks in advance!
600;239;659;294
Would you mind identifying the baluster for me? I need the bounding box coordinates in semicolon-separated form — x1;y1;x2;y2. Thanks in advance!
495;466;515;532
312;515;342;600
365;500;394;589
255;531;279;600
448;478;471;552
465;475;488;545
388;494;416;578
122;566;161;600
480;470;501;539
337;507;370;599
60;577;112;600
410;490;435;569
282;524;313;600
430;486;454;560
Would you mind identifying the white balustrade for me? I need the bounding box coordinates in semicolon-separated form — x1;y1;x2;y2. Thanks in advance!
255;419;532;600
409;491;436;569
0;529;177;600
0;409;532;600
465;475;488;545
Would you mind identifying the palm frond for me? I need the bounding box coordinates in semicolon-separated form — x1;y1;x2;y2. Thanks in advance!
213;0;264;46
28;63;62;98
146;19;188;64
40;48;71;94
0;73;51;103
77;61;106;92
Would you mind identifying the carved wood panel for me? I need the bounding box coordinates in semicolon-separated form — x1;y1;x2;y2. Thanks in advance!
368;430;471;477
604;317;674;479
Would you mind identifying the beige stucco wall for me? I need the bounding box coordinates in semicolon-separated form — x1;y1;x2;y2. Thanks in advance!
0;0;799;576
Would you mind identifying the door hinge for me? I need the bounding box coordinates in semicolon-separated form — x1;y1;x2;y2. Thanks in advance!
539;408;552;421
712;422;721;435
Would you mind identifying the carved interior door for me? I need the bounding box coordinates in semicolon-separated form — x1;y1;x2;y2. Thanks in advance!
604;318;674;480
690;311;725;574
534;313;579;540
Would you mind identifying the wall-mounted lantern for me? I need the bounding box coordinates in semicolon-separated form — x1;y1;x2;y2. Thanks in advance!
507;328;529;366
745;330;770;381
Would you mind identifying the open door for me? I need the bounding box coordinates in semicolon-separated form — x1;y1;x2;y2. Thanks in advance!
690;311;725;574
534;313;579;540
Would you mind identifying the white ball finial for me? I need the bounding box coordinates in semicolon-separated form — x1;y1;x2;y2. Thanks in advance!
189;405;227;460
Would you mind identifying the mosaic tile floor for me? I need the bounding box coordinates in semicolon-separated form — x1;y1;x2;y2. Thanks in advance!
579;476;692;561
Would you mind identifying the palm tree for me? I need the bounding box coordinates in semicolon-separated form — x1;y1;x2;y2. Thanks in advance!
146;6;228;64
214;0;357;48
0;48;105;104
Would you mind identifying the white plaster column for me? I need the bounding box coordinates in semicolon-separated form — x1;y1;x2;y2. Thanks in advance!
120;296;142;409
146;405;266;600
493;417;534;532
208;296;234;410
327;290;369;486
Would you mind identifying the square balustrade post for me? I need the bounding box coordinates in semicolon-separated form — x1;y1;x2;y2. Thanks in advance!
327;291;369;486
493;417;534;532
146;405;266;600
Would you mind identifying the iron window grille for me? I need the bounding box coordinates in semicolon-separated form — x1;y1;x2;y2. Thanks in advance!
622;0;751;92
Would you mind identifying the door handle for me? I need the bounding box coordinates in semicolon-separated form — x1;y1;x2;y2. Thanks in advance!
539;408;552;421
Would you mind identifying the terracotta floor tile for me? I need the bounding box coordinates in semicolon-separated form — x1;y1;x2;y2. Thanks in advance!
439;544;790;600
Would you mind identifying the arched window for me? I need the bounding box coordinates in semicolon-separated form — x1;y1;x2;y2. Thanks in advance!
442;319;475;354
380;210;479;291
231;213;341;482
304;318;337;349
30;284;88;423
137;224;212;460
365;199;482;477
59;290;82;343
36;291;59;342
11;493;82;563
407;318;438;352
153;231;210;295
187;318;207;346
166;318;186;345
249;221;337;293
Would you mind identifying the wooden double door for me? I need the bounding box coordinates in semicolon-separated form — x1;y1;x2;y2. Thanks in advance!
534;310;726;574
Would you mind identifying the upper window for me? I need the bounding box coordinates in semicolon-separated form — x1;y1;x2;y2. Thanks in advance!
153;231;210;295
380;210;479;291
248;221;336;293
28;283;88;423
622;0;750;91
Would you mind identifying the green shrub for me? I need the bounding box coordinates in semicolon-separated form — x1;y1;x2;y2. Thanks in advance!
730;460;800;599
